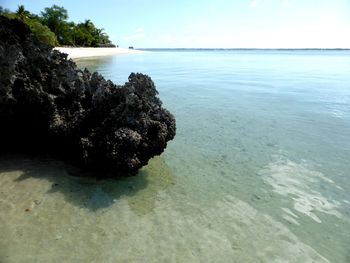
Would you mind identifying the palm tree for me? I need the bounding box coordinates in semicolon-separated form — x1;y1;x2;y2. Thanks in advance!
16;5;30;20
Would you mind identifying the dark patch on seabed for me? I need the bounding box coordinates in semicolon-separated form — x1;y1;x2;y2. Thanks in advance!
0;154;175;214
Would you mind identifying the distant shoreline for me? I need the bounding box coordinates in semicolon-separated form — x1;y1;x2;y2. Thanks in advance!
54;47;145;59
54;47;350;59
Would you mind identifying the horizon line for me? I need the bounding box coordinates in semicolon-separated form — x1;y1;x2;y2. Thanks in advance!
137;47;350;50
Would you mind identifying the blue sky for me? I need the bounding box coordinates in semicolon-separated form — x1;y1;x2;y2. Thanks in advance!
2;0;350;48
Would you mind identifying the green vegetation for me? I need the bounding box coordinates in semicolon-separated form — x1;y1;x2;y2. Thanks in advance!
0;5;113;47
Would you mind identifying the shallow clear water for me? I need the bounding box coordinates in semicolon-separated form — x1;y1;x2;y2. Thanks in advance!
1;50;350;262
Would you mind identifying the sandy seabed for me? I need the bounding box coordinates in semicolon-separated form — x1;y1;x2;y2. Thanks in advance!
0;155;333;263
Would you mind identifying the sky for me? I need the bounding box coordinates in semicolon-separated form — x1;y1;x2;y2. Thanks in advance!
2;0;350;48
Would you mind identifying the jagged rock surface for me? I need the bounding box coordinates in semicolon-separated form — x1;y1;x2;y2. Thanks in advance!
0;16;176;177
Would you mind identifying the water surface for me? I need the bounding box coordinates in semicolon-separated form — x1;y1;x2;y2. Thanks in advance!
1;50;349;262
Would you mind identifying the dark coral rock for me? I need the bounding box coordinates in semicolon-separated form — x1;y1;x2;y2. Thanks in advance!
0;16;176;177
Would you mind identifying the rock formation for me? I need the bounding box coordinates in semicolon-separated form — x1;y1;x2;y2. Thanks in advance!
0;16;176;177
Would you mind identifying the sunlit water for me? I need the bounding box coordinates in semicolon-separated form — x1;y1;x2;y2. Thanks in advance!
1;50;349;262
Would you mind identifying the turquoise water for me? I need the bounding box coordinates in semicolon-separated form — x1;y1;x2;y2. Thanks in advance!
1;50;349;262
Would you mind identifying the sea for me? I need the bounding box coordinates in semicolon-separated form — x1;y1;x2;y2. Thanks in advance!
0;49;349;262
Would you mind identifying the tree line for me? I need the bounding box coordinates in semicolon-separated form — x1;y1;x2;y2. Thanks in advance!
0;5;114;47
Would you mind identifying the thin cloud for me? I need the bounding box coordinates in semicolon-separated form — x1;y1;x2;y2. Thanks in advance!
282;0;291;7
249;0;258;8
250;0;291;8
136;27;144;34
122;27;145;42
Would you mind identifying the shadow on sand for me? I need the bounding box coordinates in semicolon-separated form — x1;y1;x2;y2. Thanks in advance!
0;154;175;215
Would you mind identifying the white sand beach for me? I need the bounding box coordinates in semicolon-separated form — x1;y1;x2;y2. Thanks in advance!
54;47;144;59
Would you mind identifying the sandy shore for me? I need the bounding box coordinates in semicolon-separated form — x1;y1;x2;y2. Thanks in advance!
54;47;144;59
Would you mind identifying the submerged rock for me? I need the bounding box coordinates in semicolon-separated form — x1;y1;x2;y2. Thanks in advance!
0;16;176;177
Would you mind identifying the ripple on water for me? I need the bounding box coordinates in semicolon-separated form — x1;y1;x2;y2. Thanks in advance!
259;156;343;224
